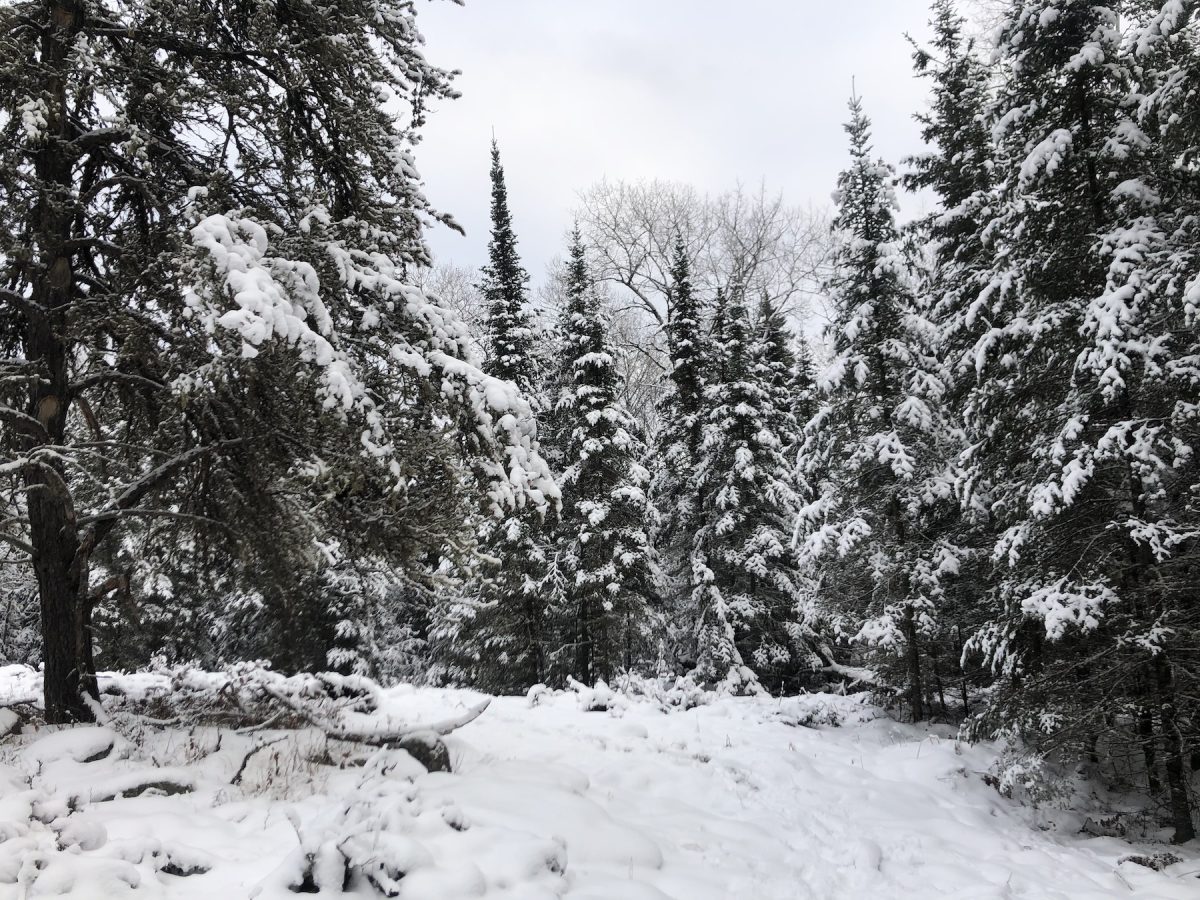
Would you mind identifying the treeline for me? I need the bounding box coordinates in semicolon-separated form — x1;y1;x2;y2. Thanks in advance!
1;0;1197;842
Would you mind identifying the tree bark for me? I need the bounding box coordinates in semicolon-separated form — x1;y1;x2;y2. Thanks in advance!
23;0;94;724
1153;653;1195;844
1137;704;1161;797
575;596;591;684
903;605;924;722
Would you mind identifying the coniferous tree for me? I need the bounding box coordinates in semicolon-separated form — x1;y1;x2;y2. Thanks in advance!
790;336;820;438
649;239;709;670
688;281;812;692
899;0;998;721
945;0;1197;840
1120;3;1200;840
480;140;538;395
753;295;801;455
0;0;555;721
554;230;660;683
688;285;760;693
904;0;993;261
796;95;957;720
651;259;814;691
440;141;557;692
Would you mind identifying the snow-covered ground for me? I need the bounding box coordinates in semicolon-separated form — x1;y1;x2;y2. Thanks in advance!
0;667;1196;898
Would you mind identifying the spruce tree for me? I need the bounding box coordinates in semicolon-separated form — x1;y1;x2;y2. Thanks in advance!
903;0;993;261
442;141;556;692
1122;3;1200;840
791;336;819;432
900;0;998;722
753;294;802;455
649;239;709;670
687;281;812;692
554;229;659;683
796;95;956;720
480;140;538;395
946;0;1197;840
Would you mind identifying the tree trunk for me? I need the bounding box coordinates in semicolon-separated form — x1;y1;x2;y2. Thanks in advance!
903;605;924;722
956;623;969;718
575;596;591;684
1137;703;1161;797
24;0;93;724
523;591;544;684
1153;653;1195;844
929;640;947;717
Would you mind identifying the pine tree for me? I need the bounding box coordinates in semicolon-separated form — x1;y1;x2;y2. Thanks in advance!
0;0;555;721
554;229;660;683
796;95;956;720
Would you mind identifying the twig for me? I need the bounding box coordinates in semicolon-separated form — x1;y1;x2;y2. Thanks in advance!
231;736;287;786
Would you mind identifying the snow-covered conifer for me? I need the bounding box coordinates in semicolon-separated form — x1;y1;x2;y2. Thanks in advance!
945;0;1197;840
554;229;660;683
0;0;555;721
796;95;957;720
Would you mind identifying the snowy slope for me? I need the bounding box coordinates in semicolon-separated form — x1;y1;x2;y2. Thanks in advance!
0;668;1196;898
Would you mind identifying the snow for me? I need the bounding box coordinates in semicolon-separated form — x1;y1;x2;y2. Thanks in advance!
1;670;1196;898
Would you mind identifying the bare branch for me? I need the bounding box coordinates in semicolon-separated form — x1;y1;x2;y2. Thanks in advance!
0;532;33;557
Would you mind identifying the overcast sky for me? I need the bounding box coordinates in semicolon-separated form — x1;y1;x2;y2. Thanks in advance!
414;0;939;284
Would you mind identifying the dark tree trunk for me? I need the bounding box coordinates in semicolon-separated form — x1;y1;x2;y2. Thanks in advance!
903;605;924;722
1153;654;1195;844
575;596;591;684
524;592;544;684
23;0;94;724
1138;704;1161;797
930;640;947;717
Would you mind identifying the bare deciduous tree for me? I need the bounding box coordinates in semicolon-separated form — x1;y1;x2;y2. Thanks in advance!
575;179;829;330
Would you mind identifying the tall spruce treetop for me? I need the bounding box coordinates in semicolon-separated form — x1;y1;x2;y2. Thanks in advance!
0;0;554;722
480;140;537;395
904;0;993;260
823;95;912;388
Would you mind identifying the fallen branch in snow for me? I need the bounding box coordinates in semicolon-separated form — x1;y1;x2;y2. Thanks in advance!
231;735;288;786
261;681;491;747
820;662;880;689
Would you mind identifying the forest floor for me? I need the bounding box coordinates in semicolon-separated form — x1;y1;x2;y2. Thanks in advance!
0;666;1197;899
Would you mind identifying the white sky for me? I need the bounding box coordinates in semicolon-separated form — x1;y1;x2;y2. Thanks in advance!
414;0;939;284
